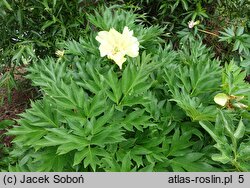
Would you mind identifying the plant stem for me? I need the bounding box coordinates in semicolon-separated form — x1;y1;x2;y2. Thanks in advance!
198;28;219;37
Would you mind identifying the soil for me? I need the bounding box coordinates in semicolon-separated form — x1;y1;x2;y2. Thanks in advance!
0;72;38;147
1;89;37;120
0;74;38;120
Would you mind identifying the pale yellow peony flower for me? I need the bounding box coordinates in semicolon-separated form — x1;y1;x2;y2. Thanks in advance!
96;26;139;69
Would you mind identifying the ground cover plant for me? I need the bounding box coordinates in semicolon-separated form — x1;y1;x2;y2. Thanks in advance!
0;1;250;172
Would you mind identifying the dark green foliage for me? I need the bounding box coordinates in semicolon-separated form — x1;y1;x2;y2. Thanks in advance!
219;26;250;56
0;120;15;171
0;0;105;83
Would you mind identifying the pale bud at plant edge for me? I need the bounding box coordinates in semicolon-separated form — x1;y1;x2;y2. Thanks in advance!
214;93;229;106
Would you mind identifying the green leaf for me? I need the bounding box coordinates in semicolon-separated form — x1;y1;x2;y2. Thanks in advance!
234;119;245;139
121;152;131;172
233;40;241;51
121;95;151;107
132;155;143;168
105;69;122;104
42;20;56;30
91;125;124;146
11;46;25;63
181;0;188;11
73;148;88;166
170;155;219;172
199;121;222;144
131;145;152;155
219;110;236;138
57;142;83;155
88;92;107;117
83;148;99;171
2;0;13;11
238;142;250;159
211;154;231;164
75;147;109;171
0;120;15;129
138;164;154;172
122;109;151;131
236;27;244;36
93;106;114;134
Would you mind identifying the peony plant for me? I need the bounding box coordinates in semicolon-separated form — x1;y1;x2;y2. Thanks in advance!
6;7;250;172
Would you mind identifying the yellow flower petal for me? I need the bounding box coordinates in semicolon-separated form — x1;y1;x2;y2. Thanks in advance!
109;52;127;69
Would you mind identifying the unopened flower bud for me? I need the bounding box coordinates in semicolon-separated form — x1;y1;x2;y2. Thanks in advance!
55;50;64;58
188;20;200;28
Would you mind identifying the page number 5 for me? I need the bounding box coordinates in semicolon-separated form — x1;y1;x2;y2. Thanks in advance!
238;175;244;183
